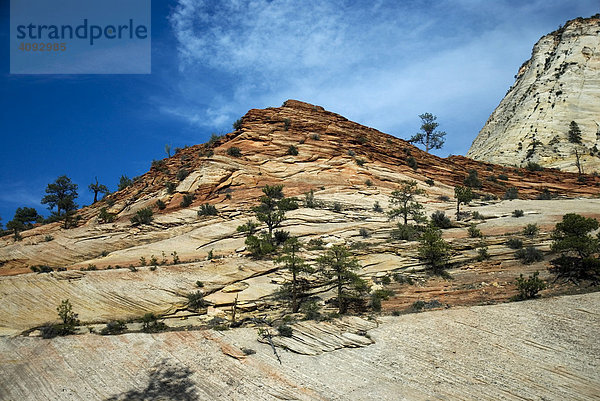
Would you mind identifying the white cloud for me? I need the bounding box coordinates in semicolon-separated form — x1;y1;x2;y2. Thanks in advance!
162;0;600;154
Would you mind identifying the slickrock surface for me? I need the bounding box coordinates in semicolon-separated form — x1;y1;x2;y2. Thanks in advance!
468;15;600;172
1;292;598;400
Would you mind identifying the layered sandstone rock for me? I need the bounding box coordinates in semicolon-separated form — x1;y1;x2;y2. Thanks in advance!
468;15;600;172
1;99;600;336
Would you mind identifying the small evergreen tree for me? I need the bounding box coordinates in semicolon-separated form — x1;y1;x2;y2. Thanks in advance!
252;185;298;240
567;121;582;144
276;237;313;313
454;186;473;220
7;207;40;238
463;169;482;189
317;245;368;314
387;180;425;225
57;299;79;335
41;175;79;229
118;175;133;191
515;272;545;300
408;113;446;152
88;177;109;203
417;225;451;273
550;213;600;281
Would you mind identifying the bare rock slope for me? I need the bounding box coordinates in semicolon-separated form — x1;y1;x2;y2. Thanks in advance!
468;15;600;172
1;292;598;400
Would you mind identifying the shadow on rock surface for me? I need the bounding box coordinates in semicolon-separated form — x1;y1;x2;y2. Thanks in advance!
106;359;198;401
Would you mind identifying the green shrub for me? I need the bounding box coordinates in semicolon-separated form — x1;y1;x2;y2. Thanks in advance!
431;211;452;229
525;162;543;172
550;213;600;281
514;271;545;300
233;118;243;130
393;273;414;285
373;201;383;213
286;145;298;156
417;226;451;272
130;208;153;225
307;238;324;250
512;209;524;218
523;223;539;237
438;195;450;202
30;265;54;273
151;159;167;172
425;178;434;186
139;257;147;266
370;289;393;312
176;168;189;181
186;291;206;311
100;320;126;335
98;207;115;223
227;147;242;157
515;246;543;264
180;193;194;208
196;280;204;288
348;149;356;157
198;204;218;216
165;181;177;194
365;179;373;187
333;202;343;212
468;223;482;238
380;275;392;285
391;224;419;241
141;313;167;333
44;235;54;242
359;227;370;238
477;246;490;261
472;211;485;220
537;188;553;200
273;229;290;245
486;175;497;183
406;156;417;170
277;324;293;337
283;118;291;131
356;158;366;166
304;190;317;208
310;134;320;140
118;175;133;191
171;251;180;264
504;187;519;200
411;299;442;312
463;169;482;188
506;238;523;249
357;135;368;144
156;199;166;210
498;174;508;181
301;299;322;320
245;234;275;258
237;220;259;235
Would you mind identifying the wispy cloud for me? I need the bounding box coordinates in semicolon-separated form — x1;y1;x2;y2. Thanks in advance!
162;0;599;155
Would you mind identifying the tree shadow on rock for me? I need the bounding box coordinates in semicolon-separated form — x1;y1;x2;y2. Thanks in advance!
106;359;198;401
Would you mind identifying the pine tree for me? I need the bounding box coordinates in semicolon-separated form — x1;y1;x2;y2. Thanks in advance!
41;176;79;228
567;121;582;144
88;177;109;203
387;180;425;225
454;185;473;220
276;237;313;313
408;113;446;152
317;245;368;314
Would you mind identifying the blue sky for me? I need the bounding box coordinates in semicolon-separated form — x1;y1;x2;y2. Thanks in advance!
0;0;598;224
